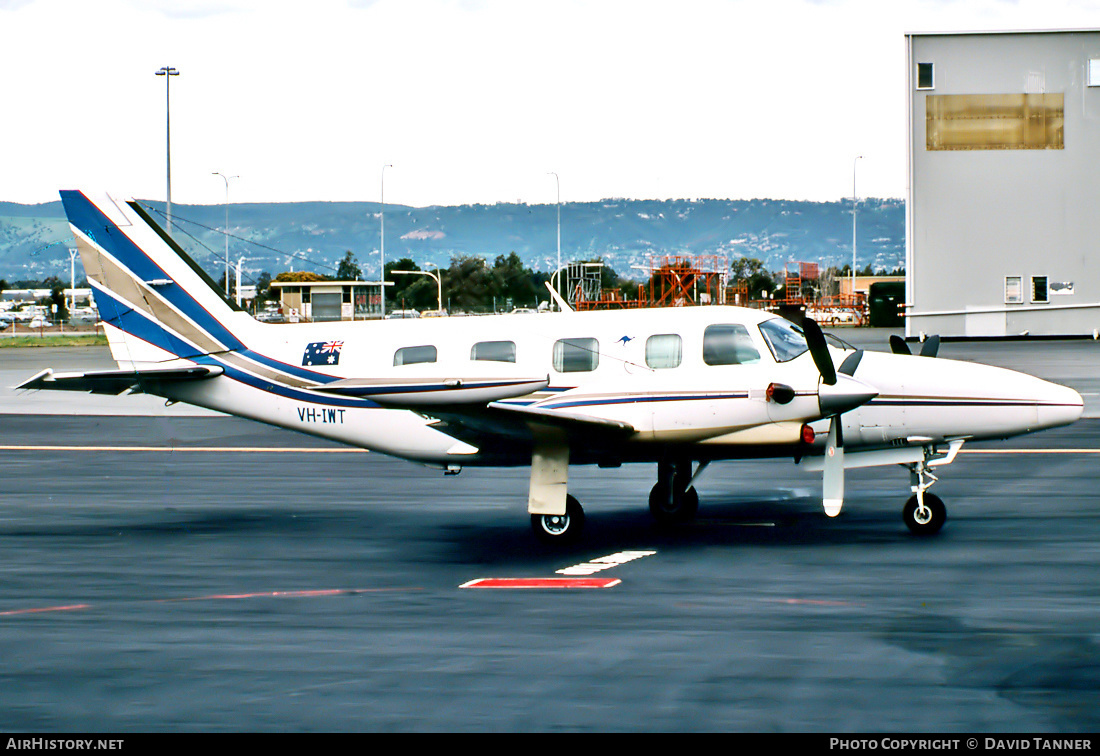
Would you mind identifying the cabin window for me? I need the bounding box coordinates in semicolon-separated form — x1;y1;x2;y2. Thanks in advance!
394;345;437;366
1005;276;1024;304
553;338;599;373
702;324;761;366
645;334;682;369
759;318;809;363
471;340;516;363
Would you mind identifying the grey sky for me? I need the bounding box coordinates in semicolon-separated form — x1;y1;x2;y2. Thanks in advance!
1;0;1097;207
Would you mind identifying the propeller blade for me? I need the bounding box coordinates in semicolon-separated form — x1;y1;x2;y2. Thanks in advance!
889;335;911;355
837;349;864;377
801;317;837;386
822;416;844;517
920;335;940;358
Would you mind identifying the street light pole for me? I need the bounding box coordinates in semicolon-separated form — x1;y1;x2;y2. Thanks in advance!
380;164;393;317
155;66;180;235
212;172;237;299
548;172;560;304
391;266;442;313
68;247;77;314
852;155;863;303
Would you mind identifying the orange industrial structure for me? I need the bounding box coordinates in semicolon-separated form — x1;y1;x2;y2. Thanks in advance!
570;254;867;325
573;254;729;311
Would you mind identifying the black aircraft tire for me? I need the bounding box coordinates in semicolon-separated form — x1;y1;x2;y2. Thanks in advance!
649;481;699;524
903;492;946;536
531;494;585;543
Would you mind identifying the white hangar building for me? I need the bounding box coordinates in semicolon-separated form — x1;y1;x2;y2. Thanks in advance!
905;29;1100;338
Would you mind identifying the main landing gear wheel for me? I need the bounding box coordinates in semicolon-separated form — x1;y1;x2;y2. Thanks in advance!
903;492;946;536
531;494;585;544
648;478;699;524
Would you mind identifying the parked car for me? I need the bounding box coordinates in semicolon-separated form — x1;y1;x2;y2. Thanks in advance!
385;309;421;319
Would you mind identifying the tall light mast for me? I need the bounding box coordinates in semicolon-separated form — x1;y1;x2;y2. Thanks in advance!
155;66;180;234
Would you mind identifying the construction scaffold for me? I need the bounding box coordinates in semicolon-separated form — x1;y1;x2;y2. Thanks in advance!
572;254;730;311
567;254;867;325
772;262;866;326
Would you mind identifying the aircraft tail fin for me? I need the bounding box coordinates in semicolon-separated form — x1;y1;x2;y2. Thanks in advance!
60;190;256;368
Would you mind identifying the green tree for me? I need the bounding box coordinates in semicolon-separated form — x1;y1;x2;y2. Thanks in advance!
446;255;498;312
731;257;775;300
385;258;436;311
38;276;68;322
493;252;538;309
337;250;362;280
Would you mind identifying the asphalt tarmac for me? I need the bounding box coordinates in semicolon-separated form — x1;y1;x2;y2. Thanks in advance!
1;337;1099;732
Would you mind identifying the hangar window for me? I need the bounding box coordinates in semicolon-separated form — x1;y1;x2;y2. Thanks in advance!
394;345;437;366
471;340;516;363
645;334;682;369
703;324;761;366
926;93;1064;151
917;62;935;90
1032;276;1049;304
553;338;599;373
1089;59;1100;87
1005;276;1024;305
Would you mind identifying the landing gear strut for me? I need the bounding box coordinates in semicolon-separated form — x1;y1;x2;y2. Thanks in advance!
903;455;947;535
649;459;703;524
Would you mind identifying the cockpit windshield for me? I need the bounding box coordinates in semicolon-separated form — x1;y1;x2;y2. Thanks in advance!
758;318;809;363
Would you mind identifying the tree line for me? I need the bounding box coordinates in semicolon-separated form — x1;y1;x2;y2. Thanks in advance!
265;251;643;313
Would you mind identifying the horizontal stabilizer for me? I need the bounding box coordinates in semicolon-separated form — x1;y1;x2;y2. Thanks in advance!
314;375;549;406
17;366;223;395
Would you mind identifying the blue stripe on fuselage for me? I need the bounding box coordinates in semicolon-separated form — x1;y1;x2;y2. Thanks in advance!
89;285;364;402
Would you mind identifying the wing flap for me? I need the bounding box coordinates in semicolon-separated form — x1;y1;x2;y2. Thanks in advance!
486;401;635;435
16;366;223;395
313;375;550;406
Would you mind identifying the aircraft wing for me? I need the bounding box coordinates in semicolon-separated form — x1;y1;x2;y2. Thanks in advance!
16;366;223;395
313;375;550;406
485;401;634;434
420;400;636;459
312;370;634;453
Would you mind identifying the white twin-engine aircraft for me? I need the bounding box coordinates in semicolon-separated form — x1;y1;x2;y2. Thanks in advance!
20;191;1084;542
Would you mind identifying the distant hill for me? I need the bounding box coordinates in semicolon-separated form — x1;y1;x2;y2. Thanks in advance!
0;196;904;285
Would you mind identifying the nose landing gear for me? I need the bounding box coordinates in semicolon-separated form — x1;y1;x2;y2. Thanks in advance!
903;454;948;535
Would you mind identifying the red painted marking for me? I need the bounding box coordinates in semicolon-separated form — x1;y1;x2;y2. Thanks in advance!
0;603;92;616
460;577;621;589
0;588;415;618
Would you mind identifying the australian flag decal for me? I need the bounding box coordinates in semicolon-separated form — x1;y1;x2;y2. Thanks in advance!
303;340;344;366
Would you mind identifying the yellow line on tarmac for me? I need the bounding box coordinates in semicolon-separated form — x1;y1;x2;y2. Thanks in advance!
958;449;1100;454
1;446;1097;455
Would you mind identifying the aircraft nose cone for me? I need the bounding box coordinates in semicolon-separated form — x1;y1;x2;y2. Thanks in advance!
1036;380;1084;429
818;374;879;416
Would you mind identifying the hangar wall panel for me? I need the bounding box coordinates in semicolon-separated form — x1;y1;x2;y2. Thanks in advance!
907;30;1100;337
